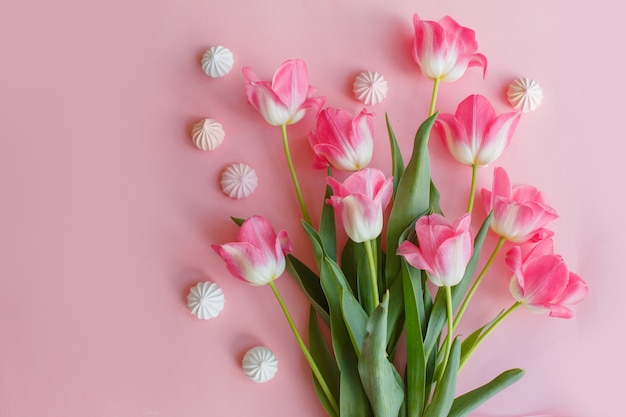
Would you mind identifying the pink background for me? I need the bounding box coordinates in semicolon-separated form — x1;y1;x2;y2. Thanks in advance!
1;0;623;416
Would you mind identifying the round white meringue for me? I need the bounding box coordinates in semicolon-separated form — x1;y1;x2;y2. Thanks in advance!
191;118;225;151
220;163;258;199
353;70;388;105
507;77;543;113
201;46;234;78
242;346;278;383
187;281;224;320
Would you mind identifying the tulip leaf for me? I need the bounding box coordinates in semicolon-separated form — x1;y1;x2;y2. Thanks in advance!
230;216;246;226
386;113;404;198
385;113;438;288
286;255;330;325
460;308;505;364
423;212;493;358
308;307;340;417
340;286;368;355
402;261;426;417
423;338;461;417
448;369;525;417
385;273;405;360
319;167;337;261
358;292;405;417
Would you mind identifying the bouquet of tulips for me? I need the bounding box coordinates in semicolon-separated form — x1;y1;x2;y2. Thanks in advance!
211;14;587;417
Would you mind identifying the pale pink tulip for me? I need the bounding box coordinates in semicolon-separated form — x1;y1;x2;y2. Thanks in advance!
212;216;293;286
481;167;557;243
242;59;325;126
309;108;374;171
435;95;521;167
327;168;393;243
397;213;473;287
412;14;487;82
506;239;587;318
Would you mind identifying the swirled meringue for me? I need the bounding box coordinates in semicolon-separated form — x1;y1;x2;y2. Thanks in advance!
353;71;388;105
191;118;225;151
242;346;278;383
201;46;234;78
506;77;543;113
187;281;224;320
220;163;258;199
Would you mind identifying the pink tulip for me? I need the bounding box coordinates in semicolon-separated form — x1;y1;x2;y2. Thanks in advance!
412;14;487;82
211;216;293;286
309;108;374;171
326;168;393;243
481;167;558;243
242;59;325;126
506;239;588;318
435;95;521;167
397;213;473;287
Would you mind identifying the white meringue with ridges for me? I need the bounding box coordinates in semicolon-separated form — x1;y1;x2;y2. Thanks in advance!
507;77;543;113
353;70;388;105
187;281;224;320
220;163;258;199
242;346;278;383
201;46;234;78
191;118;225;151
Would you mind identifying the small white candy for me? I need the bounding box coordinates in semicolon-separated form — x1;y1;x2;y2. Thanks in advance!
507;77;543;113
353;70;388;105
201;46;234;78
191;118;225;151
220;163;258;199
187;281;224;320
242;346;278;383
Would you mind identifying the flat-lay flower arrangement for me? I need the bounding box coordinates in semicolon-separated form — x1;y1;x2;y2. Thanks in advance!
207;14;587;417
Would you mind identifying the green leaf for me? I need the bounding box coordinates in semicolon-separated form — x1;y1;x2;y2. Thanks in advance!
286;255;330;325
230;216;246;226
385;273;405;360
402;261;426;417
340;239;360;296
358;293;405;417
385;113;438;288
429;180;442;215
423;212;493;358
319;167;337;261
308;307;340;417
448;369;525;417
460;308;505;364
386;113;405;199
302;220;326;272
340;286;368;355
423;338;461;417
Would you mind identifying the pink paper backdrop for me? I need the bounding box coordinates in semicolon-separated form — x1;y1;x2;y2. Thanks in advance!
1;0;623;416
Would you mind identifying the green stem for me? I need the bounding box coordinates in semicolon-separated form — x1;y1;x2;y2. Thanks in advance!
467;164;478;213
453;236;506;331
280;124;311;225
269;281;339;415
460;302;521;370
428;77;441;117
440;286;455;376
364;239;380;307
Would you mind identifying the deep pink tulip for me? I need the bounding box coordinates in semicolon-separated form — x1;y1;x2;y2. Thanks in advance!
309;108;374;171
397;213;473;287
481;167;558;243
242;59;325;126
435;94;521;167
506;239;587;318
212;216;293;286
412;14;487;82
327;168;393;243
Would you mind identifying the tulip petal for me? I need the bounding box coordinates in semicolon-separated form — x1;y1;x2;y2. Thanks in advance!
435;113;473;165
244;81;291;126
397;241;434;274
519;255;569;305
212;242;276;286
554;272;588;305
476;110;520;167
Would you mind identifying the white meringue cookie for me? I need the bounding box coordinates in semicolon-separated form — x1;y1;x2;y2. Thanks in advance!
201;46;234;78
242;346;278;383
220;163;258;199
191;118;225;151
353;70;388;105
187;281;224;320
507;77;543;113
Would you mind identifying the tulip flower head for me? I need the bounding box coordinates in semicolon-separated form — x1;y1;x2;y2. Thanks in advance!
435;94;521;167
326;168;393;243
212;216;293;286
242;59;326;126
481;167;558;243
398;213;473;287
309;108;375;171
506;239;588;318
412;14;487;82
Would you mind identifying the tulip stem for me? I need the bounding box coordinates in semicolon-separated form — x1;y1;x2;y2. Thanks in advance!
440;285;455;377
364;239;380;307
459;302;521;371
281;124;312;225
428;78;441;117
453;236;506;331
269;281;339;416
467;164;478;213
